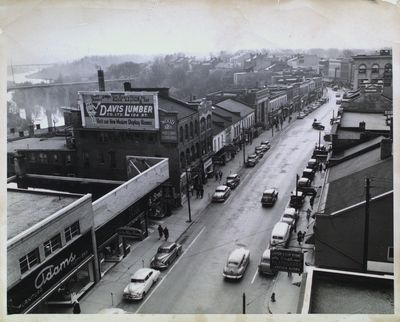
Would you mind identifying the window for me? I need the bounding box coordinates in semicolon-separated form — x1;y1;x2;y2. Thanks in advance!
39;153;48;163
109;151;116;169
83;152;90;167
43;234;62;257
179;126;184;142
98;151;105;165
358;64;367;74
53;153;59;163
371;64;379;74
387;247;393;262
384;63;392;74
195;120;199;135
200;118;206;132
19;248;40;274
190;122;194;138
185;124;189;139
30;153;36;162
65;221;80;242
66;154;72;165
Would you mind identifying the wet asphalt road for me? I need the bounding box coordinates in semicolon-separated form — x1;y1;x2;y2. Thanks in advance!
118;88;339;314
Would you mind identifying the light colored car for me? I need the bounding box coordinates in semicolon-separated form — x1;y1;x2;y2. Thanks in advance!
297;112;306;119
280;207;298;227
261;188;279;207
212;185;231;202
150;242;183;269
223;247;250;279
258;248;276;276
255;146;265;157
261;140;271;150
123;268;160;300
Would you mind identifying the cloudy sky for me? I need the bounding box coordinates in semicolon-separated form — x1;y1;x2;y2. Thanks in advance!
1;0;399;65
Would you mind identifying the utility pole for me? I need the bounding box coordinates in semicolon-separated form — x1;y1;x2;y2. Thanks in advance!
185;168;192;223
362;177;370;272
242;292;246;314
318;130;321;148
296;174;299;196
242;127;246;165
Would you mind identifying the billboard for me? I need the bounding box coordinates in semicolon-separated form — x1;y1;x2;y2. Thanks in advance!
270;248;304;274
79;91;159;131
160;114;178;143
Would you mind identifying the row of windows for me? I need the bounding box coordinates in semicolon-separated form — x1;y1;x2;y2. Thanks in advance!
358;63;392;74
179;139;213;168
93;131;158;144
179;116;211;143
19;221;80;274
83;151;116;168
28;152;72;165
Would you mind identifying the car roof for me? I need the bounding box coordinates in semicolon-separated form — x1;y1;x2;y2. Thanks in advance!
249;154;257;157
131;268;153;279
228;248;247;262
261;140;270;144
227;174;238;178
309;158;317;162
272;222;290;235
284;207;296;215
263;189;276;194
262;248;271;258
216;185;228;190
292;191;304;196
159;241;175;249
303;168;313;172
299;177;309;183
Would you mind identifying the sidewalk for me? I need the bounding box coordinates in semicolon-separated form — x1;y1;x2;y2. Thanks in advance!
61;116;296;314
266;167;326;314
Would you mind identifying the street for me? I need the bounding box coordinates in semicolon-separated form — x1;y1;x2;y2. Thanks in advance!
116;89;339;314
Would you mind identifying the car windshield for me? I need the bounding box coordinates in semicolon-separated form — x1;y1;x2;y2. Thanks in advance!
227;176;236;180
263;195;273;201
158;247;171;253
216;188;226;192
248;157;256;160
131;278;145;283
273;236;283;240
262;258;270;264
283;214;294;219
227;261;239;267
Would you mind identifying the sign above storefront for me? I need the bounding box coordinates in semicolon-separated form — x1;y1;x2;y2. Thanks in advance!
160;114;178;143
79;91;159;131
270;248;304;274
7;232;93;314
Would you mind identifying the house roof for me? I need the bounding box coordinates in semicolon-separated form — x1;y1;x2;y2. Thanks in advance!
7;137;72;153
158;96;196;119
215;99;254;118
212;105;241;123
341;92;392;113
324;147;393;215
340;112;390;131
330;136;384;162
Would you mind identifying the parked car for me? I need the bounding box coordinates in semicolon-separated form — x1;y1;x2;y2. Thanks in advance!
261;140;271;150
297;112;306;119
289;190;305;209
312;121;325;130
280;207;298;228
223;247;250;279
302;168;315;181
258;248;276;276
212;185;231;202
226;174;240;189
335;93;341;98
260;188;279;207
255;146;265;158
270;222;291;247
336;99;342;105
245;154;259;167
150;242;182;269
307;158;318;171
297;177;312;190
98;308;129;314
123;268;160;300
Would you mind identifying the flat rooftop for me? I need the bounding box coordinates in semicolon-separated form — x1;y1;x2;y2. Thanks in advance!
7;136;72;153
7;189;81;240
340;112;390;131
309;270;393;314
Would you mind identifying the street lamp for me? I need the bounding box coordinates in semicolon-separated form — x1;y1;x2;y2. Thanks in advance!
185;168;192;223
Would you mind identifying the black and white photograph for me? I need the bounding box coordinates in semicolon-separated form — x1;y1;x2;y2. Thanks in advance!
2;0;399;320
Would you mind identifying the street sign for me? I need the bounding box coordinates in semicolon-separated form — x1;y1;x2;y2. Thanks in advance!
270;248;304;273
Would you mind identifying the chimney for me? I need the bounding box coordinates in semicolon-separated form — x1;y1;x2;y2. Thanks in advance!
359;121;366;131
380;138;392;160
28;125;34;137
98;69;105;91
123;82;131;91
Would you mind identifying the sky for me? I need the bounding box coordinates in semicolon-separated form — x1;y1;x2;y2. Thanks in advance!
0;0;399;65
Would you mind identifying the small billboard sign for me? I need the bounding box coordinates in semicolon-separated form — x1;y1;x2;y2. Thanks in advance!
270;248;304;273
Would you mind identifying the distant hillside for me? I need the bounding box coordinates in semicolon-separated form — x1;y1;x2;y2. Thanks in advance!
28;54;153;82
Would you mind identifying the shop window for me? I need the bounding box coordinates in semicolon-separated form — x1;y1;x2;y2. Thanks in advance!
358;64;367;74
65;221;80;242
387;247;393;262
39;153;48;163
44;234;62;257
99;132;108;143
83;152;90;167
19;248;40;274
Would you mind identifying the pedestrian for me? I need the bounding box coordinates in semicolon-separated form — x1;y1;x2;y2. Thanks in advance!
306;208;311;222
194;186;199;199
319;163;323;173
215;172;219;181
310;196;315;209
163;227;169;241
219;170;223;182
297;231;303;245
72;300;81;314
303;231;307;240
200;186;204;199
157;225;163;240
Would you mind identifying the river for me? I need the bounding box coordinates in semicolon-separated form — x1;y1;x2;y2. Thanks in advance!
7;69;65;128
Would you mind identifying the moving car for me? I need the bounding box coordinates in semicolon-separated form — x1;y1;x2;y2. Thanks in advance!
150;242;183;269
261;188;279;207
123;268;160;300
258;248;276;276
280;207;298;228
245;154;259;167
212;185;231;202
226;174;240;189
289;190;305;209
312;121;325;130
297;112;306;119
223;247;250;279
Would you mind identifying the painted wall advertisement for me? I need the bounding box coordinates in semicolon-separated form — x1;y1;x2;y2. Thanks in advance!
160;114;178;143
79;91;159;131
7;232;93;314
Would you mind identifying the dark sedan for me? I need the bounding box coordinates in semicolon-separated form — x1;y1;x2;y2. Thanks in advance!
312;122;325;130
245;154;259;167
150;242;182;269
226;174;240;189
